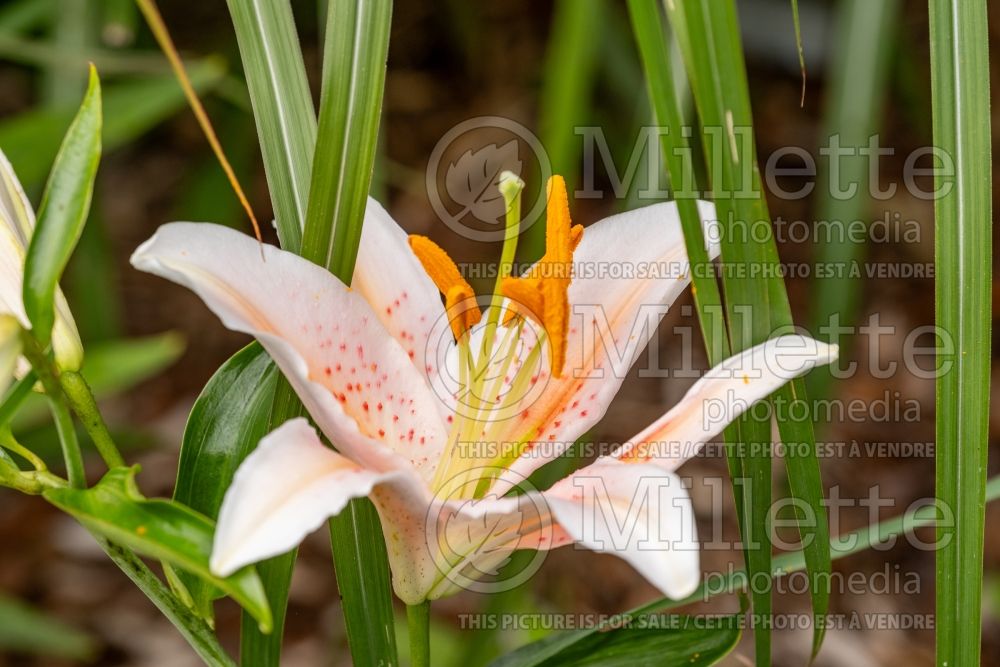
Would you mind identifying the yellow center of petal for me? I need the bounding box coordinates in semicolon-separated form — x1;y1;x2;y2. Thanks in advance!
500;176;582;378
409;175;584;499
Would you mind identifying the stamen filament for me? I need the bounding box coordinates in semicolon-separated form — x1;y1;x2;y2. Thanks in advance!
476;171;523;380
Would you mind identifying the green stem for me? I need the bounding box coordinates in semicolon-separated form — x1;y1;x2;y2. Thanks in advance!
47;393;84;488
0;371;37;427
20;333;85;488
99;538;236;666
59;370;125;468
406;601;430;667
0;427;47;471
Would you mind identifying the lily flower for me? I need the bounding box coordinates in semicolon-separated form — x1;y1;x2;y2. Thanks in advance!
0;150;83;372
131;176;836;603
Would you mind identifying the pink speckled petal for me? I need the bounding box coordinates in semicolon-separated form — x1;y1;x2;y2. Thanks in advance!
543;459;700;599
370;476;569;604
130;223;447;478
614;335;838;469
353;198;447;384
490;201;720;494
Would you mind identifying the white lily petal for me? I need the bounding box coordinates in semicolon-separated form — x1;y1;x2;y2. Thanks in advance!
370;477;568;603
353;198;446;384
544;460;700;599
0;224;28;327
491;200;720;493
211;418;401;577
130;223;448;477
616;335;838;469
0;315;21;395
0;150;82;371
0;150;34;245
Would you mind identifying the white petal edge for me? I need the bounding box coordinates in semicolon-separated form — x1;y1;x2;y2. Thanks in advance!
130;222;448;477
616;335;839;469
544;460;701;599
210;418;404;577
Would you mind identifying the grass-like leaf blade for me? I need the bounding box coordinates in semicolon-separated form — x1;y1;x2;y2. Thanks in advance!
22;65;100;346
928;0;992;664
225;0;315;251
490;613;741;667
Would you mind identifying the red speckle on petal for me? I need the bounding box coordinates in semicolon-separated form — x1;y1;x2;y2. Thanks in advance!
580;410;588;417
362;401;370;411
324;366;332;376
337;393;347;403
378;428;385;437
377;402;383;411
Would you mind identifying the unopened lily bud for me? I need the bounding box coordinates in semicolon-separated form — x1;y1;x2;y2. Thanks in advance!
0;151;83;372
0;315;21;395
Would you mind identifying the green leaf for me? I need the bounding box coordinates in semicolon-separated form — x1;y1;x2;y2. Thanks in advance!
329;500;399;667
807;0;900;404
929;1;992;665
0;592;96;660
22;65;101;346
172;343;278;617
43;466;273;633
502;477;1000;667
98;538;236;666
225;0;316;251
789;0;805;106
661;1;831;662
300;0;391;280
490;614;740;667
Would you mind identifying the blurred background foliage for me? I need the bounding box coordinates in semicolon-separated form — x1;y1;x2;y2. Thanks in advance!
0;0;995;665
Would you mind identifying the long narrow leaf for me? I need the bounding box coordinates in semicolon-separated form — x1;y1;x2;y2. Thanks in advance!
807;0;900;404
928;0;992;665
503;475;1000;666
662;1;831;661
172;343;278;619
225;0;315;251
301;0;391;278
23;66;100;346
